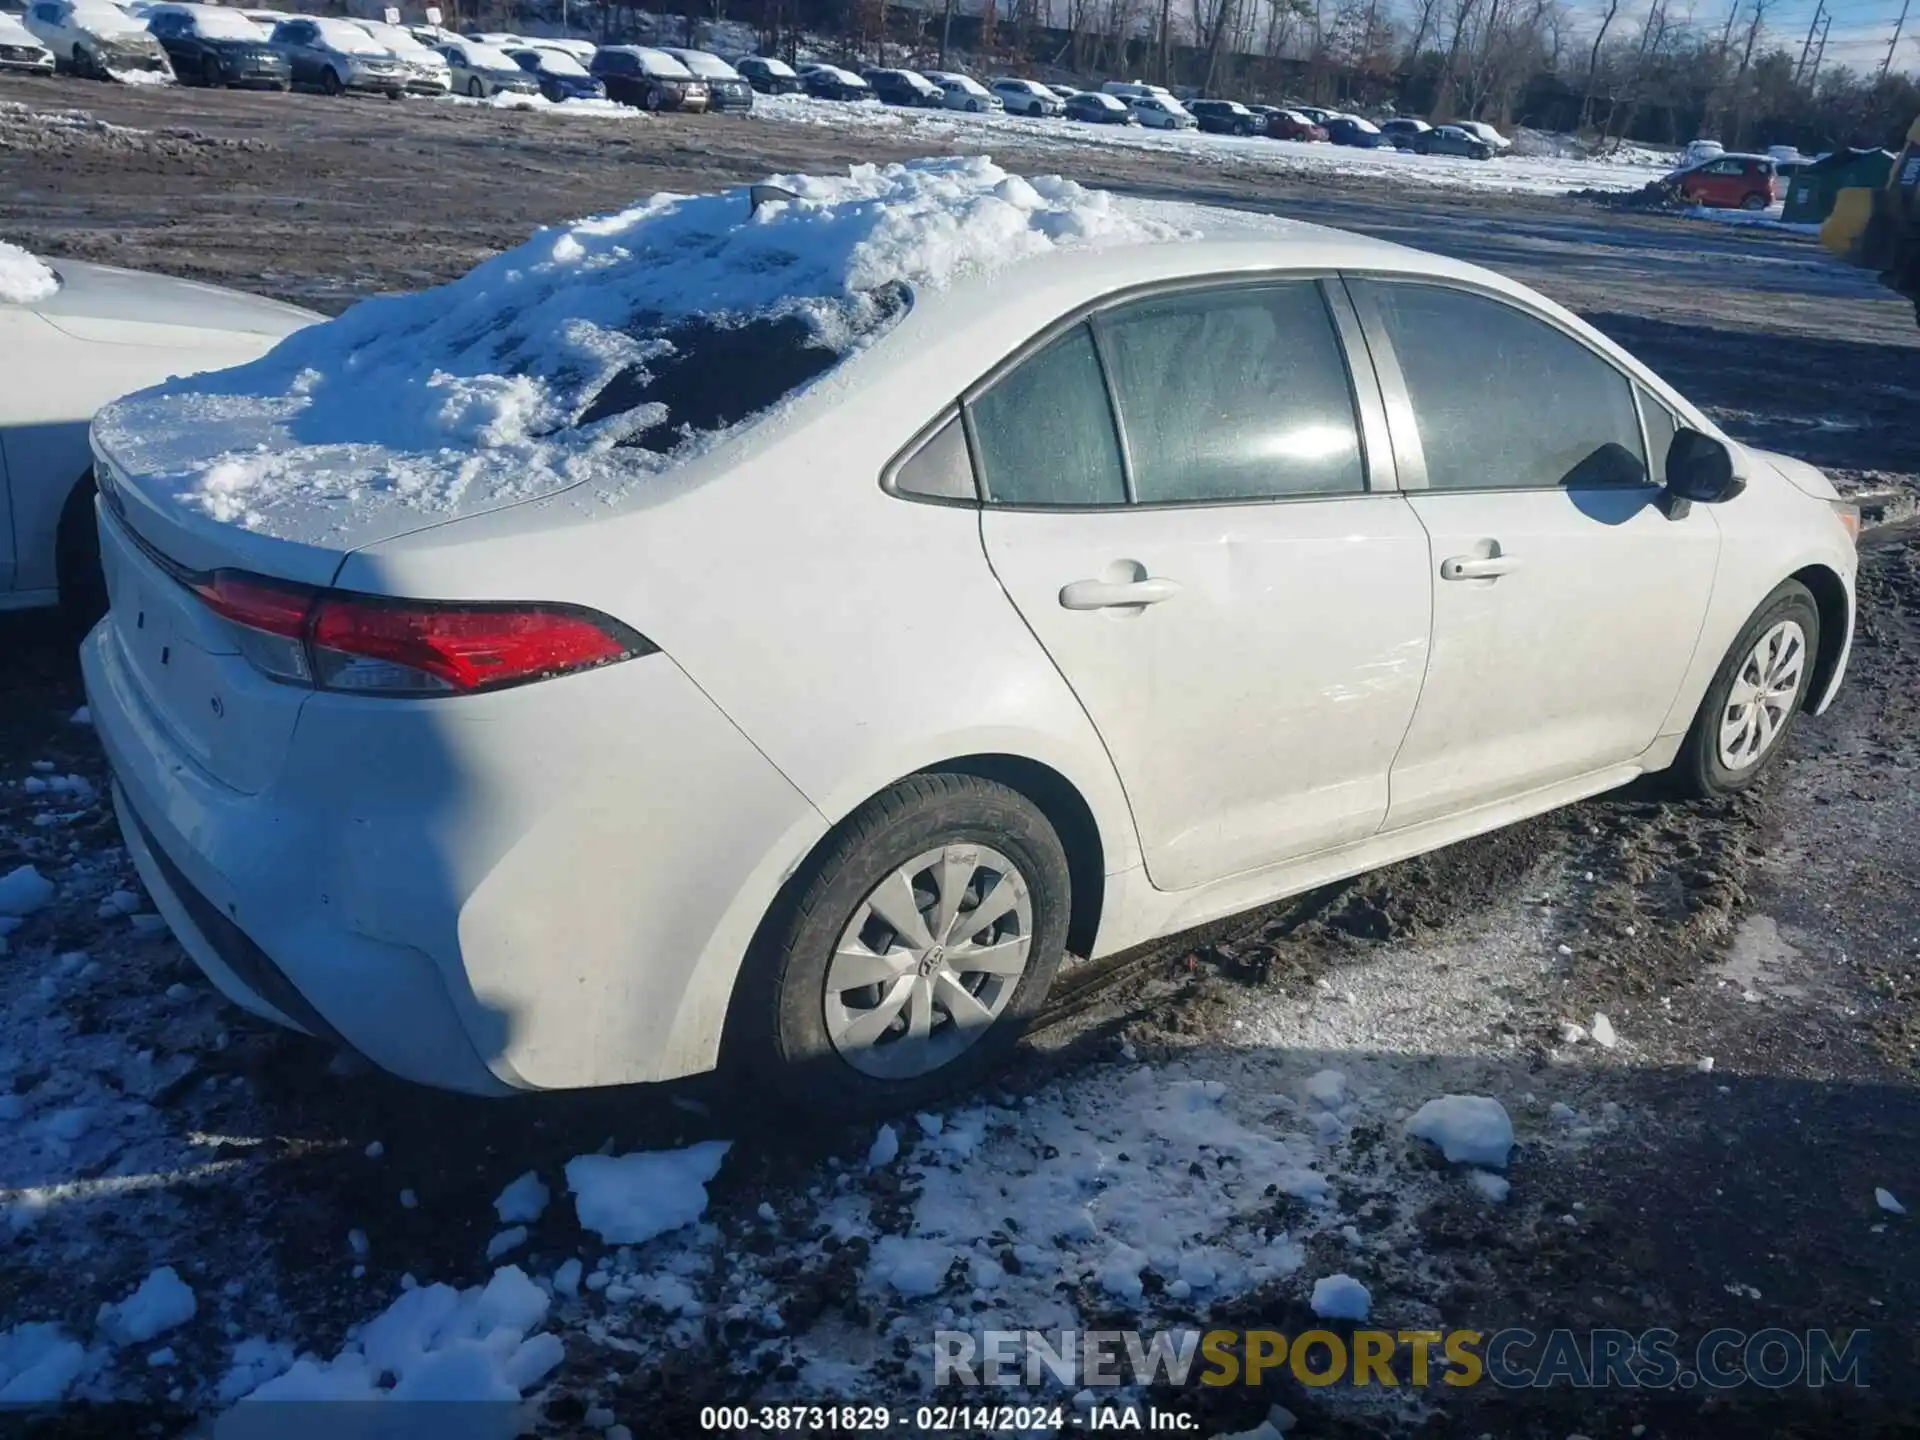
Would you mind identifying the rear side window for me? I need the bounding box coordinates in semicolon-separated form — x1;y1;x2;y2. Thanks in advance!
1354;280;1647;491
969;324;1125;506
892;413;977;501
1095;281;1364;503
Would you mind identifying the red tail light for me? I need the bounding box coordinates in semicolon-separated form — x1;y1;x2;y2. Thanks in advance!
183;569;654;697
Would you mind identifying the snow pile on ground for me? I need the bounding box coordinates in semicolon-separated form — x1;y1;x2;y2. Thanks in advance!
568;1139;731;1245
440;91;640;120
0;1323;89;1403
494;1170;550;1225
1510;127;1677;169
0;241;58;305
1405;1095;1515;1168
1310;1273;1371;1319
855;1068;1333;1314
1684;205;1822;236
223;1265;561;1413
97;1265;196;1345
93;157;1191;541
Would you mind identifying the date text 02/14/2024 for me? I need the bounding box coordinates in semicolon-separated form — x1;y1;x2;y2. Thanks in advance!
697;1404;1196;1431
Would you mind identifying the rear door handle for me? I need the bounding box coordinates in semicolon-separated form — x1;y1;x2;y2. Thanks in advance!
1058;577;1183;610
1440;554;1519;581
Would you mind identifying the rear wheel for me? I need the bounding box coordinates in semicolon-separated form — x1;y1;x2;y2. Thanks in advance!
71;43;92;78
201;55;221;87
1740;191;1768;210
736;774;1069;1111
643;84;662;110
1669;581;1820;798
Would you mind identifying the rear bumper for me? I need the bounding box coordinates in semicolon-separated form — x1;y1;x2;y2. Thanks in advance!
81;608;827;1095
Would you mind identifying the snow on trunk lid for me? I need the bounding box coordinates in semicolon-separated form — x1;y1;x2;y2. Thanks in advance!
91;157;1189;557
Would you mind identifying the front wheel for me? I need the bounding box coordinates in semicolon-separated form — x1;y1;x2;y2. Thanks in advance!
201;55;221;87
736;773;1069;1111
466;76;483;98
1669;581;1820;798
321;66;342;95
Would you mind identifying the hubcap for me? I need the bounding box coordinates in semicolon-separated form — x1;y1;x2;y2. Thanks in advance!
824;843;1033;1080
1717;619;1806;771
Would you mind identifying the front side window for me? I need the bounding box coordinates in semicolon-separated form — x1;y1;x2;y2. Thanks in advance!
1095;282;1365;503
1353;279;1647;492
969;324;1125;507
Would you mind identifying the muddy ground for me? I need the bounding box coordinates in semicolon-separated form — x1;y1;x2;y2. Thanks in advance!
2;76;1919;1439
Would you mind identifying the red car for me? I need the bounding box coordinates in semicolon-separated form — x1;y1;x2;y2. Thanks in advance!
1266;108;1328;142
1674;154;1781;210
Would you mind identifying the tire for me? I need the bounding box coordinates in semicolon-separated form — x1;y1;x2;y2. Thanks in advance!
201;55;221;87
72;43;92;79
56;471;107;628
735;773;1070;1112
321;66;341;95
643;84;661;110
466;76;482;98
1740;192;1768;211
1669;581;1821;799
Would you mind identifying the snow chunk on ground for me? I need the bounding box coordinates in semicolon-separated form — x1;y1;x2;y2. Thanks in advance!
869;1235;955;1297
1469;1170;1511;1203
217;1338;295;1402
1590;1013;1619;1049
97;1267;196;1346
0;1323;87;1403
228;1265;560;1408
867;1123;900;1168
1406;1095;1515;1169
1310;1273;1371;1320
566;1139;731;1245
494;1170;550;1224
1877;1188;1906;1215
93;157;1193;545
486;1227;528;1261
0;864;55;917
0;240;58;306
1301;1069;1347;1108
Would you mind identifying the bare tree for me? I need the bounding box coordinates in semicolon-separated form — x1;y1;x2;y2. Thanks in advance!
1578;0;1622;129
1431;0;1479;118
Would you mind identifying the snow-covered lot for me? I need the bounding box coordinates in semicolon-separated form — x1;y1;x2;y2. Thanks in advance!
744;93;1672;197
2;76;1919;1438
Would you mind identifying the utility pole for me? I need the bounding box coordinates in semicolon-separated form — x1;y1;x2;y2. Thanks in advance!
1884;0;1910;79
1794;0;1823;84
1812;11;1831;75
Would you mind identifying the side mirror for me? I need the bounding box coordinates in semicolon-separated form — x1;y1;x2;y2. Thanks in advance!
1664;428;1746;508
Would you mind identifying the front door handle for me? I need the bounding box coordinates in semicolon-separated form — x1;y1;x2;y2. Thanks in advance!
1440;553;1519;581
1058;577;1183;610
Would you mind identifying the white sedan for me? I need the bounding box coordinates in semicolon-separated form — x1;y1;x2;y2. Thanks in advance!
434;36;539;98
1129;92;1196;129
352;19;451;96
0;11;55;72
922;69;1002;112
23;0;172;79
990;76;1062;116
82;163;1857;1107
0;243;315;616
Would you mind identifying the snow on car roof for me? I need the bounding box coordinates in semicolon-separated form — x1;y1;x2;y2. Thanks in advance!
665;48;739;79
628;45;694;77
312;16;390;53
0;240;60;306
92;158;1201;540
512;44;586;75
1079;91;1126;108
69;2;151;37
739;54;795;75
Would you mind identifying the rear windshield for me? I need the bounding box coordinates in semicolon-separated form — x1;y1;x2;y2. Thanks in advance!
572;283;910;452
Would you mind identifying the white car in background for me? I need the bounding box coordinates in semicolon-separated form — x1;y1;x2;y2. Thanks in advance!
23;0;173;80
1129;93;1195;129
435;36;539;98
990;76;1062;117
922;70;1002;113
352;19;451;96
0;11;56;73
267;15;407;96
80;163;1856;1110
0;243;315;615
